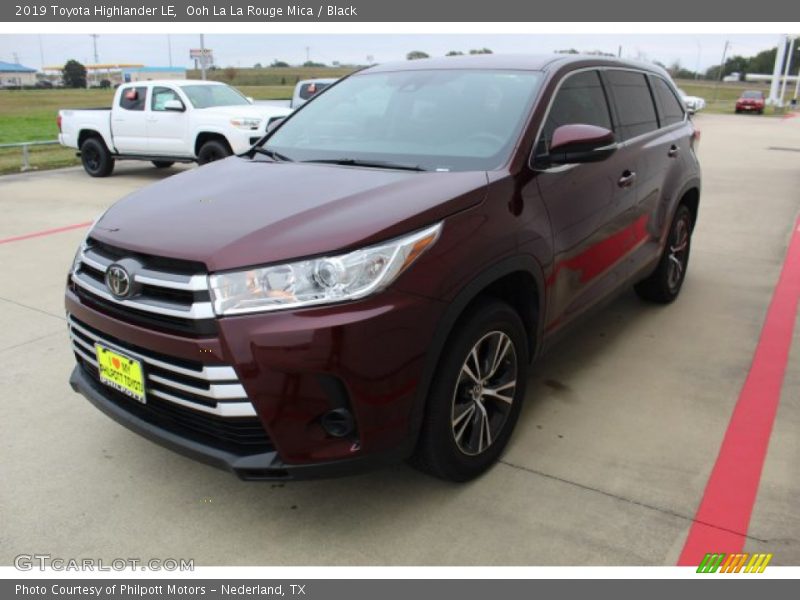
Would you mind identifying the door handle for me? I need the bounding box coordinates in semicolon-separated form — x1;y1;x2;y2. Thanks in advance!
668;145;680;157
618;170;636;188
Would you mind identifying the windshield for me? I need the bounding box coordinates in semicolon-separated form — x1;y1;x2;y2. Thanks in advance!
262;69;544;171
742;91;763;99
180;84;250;108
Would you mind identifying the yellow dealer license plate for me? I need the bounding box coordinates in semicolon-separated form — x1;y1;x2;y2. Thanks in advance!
95;343;146;404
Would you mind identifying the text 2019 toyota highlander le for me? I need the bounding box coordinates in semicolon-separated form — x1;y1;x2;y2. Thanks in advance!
66;55;701;482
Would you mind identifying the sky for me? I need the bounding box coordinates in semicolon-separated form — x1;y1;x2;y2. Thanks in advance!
0;33;785;73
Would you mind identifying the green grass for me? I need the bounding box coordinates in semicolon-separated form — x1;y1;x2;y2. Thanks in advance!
187;66;356;86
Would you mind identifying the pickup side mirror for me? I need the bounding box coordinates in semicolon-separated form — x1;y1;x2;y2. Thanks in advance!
266;117;285;132
547;124;616;165
163;99;185;112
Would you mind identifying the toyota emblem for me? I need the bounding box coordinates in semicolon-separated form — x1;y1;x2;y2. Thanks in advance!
105;264;132;299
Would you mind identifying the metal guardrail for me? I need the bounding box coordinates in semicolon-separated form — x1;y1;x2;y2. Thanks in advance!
0;140;60;172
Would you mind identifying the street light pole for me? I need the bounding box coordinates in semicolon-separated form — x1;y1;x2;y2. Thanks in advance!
779;36;796;107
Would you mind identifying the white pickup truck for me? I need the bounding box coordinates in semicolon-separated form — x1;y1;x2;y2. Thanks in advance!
58;80;292;177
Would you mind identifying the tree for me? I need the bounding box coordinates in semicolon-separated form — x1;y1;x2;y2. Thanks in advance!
406;51;430;60
223;66;237;82
302;60;326;67
446;51;464;56
469;48;493;55
62;59;87;89
270;60;290;68
555;49;579;54
253;62;263;69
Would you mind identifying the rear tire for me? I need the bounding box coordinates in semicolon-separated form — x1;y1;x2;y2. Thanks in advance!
197;140;231;165
152;160;175;169
80;137;114;177
410;299;529;482
634;204;693;304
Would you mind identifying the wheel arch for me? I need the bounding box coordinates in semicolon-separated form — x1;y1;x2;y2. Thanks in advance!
194;131;233;157
407;255;546;449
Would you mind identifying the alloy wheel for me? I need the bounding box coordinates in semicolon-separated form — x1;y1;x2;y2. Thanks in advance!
451;331;518;456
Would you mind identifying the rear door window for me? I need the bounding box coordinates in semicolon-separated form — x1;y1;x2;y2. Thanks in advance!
536;70;613;159
651;77;685;127
119;86;147;111
605;70;659;140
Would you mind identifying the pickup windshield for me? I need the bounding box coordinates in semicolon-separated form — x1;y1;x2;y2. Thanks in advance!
180;84;250;108
261;69;543;171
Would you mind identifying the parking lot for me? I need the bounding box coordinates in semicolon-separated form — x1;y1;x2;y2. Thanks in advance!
1;112;798;566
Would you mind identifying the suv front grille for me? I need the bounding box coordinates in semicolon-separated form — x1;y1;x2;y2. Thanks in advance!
68;314;272;453
70;239;217;337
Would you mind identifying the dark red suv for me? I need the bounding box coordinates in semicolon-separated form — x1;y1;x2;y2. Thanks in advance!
66;55;701;481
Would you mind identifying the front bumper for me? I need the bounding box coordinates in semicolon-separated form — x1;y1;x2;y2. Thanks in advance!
69;366;412;479
66;285;445;478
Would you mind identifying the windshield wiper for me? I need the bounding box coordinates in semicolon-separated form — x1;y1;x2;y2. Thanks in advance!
302;158;427;172
252;147;294;162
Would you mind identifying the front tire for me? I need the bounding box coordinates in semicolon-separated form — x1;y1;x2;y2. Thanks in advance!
80;137;114;177
411;299;529;482
634;204;693;303
197;140;231;165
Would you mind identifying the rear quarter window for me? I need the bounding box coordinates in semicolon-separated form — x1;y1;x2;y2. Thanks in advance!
651;77;685;127
605;70;659;140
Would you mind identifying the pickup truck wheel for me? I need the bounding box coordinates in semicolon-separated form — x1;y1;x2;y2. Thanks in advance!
197;140;231;165
635;204;692;303
410;299;528;482
80;137;114;177
151;161;175;169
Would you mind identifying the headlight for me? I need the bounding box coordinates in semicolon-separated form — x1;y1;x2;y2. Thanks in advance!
230;117;262;130
209;223;442;316
71;211;105;276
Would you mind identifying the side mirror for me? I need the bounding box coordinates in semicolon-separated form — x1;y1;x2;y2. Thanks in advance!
547;124;616;165
163;99;185;112
266;117;285;132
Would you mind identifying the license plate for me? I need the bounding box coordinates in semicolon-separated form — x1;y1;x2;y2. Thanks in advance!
95;343;146;404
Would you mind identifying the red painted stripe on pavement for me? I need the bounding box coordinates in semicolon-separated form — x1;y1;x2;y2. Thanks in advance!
678;215;800;565
0;221;92;245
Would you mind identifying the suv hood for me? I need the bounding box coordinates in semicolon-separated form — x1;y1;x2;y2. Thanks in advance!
91;157;488;271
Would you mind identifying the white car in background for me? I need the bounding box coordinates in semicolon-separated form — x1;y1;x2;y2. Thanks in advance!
58;80;292;177
677;88;706;114
290;78;338;108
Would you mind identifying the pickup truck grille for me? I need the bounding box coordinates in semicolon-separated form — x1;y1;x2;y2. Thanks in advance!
70;238;216;336
68;314;272;453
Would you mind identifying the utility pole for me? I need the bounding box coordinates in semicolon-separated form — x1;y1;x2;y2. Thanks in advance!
12;51;19;64
90;34;99;63
779;35;796;107
305;46;310;63
200;34;207;80
167;34;173;67
712;40;729;105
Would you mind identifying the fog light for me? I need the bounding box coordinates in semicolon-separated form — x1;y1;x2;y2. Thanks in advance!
320;408;355;438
